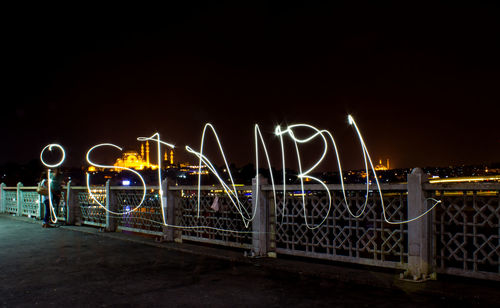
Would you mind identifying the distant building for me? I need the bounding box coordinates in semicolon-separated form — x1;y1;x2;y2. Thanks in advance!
114;141;176;172
87;141;175;172
374;158;390;171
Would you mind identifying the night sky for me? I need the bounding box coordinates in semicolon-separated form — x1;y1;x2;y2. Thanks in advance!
4;3;500;171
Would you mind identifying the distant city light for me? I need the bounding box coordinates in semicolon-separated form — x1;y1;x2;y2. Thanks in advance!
429;175;500;183
122;180;131;186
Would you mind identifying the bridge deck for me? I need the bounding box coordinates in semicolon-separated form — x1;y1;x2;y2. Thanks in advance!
1;214;499;307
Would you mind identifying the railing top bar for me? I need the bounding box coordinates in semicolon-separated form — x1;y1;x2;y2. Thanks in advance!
19;186;38;190
168;185;253;191
423;182;500;190
71;186;104;190
262;183;408;191
6;182;499;192
109;186;160;190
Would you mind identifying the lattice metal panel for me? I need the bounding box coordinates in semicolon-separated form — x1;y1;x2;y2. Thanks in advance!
178;190;253;248
115;189;163;233
22;191;39;217
275;190;408;268
433;190;500;278
55;191;67;221
4;191;17;214
78;190;106;226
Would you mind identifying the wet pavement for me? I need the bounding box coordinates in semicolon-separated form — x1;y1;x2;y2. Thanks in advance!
1;215;499;307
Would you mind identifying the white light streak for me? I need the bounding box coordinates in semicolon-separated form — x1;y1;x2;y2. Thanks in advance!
275;124;347;229
79;115;442;234
185;123;260;228
184;116;440;231
40;144;66;224
137;133;175;226
47;169;58;223
40;144;65;168
86;143;147;215
347;115;441;224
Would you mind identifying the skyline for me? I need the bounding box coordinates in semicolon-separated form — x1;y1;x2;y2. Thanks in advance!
3;3;499;170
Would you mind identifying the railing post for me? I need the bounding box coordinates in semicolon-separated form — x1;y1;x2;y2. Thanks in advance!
16;182;23;216
252;175;269;256
0;183;6;213
37;192;42;220
406;167;432;280
66;180;79;225
160;179;176;242
105;180;117;232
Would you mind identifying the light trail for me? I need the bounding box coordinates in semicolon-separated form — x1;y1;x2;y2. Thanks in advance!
40;144;66;168
86;143;147;215
136;133;175;226
347;115;441;224
40;144;66;224
185;115;441;230
80;114;441;233
274;124;343;229
185;124;272;228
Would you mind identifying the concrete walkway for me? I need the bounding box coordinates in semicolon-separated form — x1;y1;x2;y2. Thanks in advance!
1;214;499;307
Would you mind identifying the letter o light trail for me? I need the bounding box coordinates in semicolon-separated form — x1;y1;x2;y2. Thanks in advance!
40;144;66;223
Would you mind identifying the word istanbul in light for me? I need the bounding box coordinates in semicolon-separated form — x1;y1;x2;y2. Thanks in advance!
41;115;441;234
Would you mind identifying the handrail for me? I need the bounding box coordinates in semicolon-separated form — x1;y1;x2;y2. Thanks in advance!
423;182;500;190
11;182;500;192
262;183;407;191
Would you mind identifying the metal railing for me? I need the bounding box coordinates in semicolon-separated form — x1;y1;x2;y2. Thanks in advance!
269;184;408;269
1;171;499;281
172;185;253;249
424;183;500;281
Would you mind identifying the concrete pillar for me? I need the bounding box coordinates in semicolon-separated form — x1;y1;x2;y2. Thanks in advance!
37;193;42;220
159;179;180;242
252;175;269;256
66;180;79;225
16;182;23;216
162;179;172;241
0;183;6;213
406;168;432;280
105;180;117;232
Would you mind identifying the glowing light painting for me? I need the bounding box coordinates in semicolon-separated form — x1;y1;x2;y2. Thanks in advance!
136;133;175;225
86;143;147;215
40;144;66;223
44;115;441;233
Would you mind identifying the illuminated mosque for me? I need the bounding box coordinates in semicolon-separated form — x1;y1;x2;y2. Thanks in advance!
112;141;174;172
374;158;390;171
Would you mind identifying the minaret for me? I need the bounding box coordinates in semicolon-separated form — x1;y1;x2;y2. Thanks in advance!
387;158;390;170
141;144;144;159
146;141;150;168
164;152;168;163
170;149;174;165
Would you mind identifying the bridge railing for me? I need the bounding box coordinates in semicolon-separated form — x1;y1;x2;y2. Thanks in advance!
169;185;254;249
424;182;500;281
267;183;409;270
1;170;499;282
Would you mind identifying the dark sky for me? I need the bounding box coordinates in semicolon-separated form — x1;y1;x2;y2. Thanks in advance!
3;2;500;171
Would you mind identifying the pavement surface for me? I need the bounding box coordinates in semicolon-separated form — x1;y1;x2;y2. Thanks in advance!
1;214;499;307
